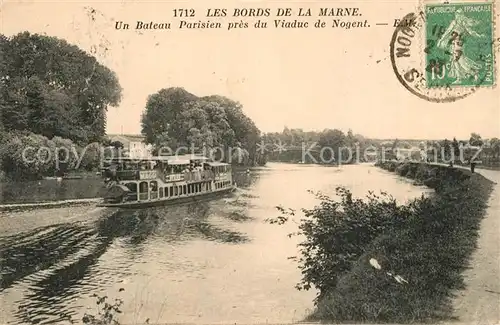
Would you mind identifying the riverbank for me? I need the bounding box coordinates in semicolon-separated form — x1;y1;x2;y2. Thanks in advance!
447;167;500;324
306;161;494;323
0;176;104;206
0;198;102;213
0;169;248;208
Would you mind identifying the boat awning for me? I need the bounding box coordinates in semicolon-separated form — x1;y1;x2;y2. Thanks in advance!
167;159;191;165
207;162;229;166
105;155;209;163
177;154;209;161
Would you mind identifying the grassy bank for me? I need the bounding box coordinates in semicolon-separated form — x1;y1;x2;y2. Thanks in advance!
281;161;494;323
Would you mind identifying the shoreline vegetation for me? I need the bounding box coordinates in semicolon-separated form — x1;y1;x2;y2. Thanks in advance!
0;32;269;183
1;31;499;325
1;32;499;182
268;161;494;323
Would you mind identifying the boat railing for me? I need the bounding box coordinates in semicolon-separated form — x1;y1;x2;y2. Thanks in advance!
214;172;230;180
139;170;158;180
164;173;184;182
111;170;219;183
115;170;139;181
184;170;215;182
112;169;159;181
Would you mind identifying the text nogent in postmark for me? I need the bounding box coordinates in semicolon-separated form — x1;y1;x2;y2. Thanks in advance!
390;1;496;103
389;12;475;103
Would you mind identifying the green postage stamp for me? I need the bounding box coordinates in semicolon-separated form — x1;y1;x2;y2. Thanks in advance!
425;2;495;88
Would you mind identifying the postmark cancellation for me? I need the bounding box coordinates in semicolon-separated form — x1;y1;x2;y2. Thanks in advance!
390;0;497;103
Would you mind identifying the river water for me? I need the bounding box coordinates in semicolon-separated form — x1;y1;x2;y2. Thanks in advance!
0;163;432;325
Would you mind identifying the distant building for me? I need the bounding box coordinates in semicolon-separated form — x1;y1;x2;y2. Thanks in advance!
107;134;153;159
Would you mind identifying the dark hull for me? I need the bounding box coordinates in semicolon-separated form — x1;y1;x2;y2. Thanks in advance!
96;186;236;209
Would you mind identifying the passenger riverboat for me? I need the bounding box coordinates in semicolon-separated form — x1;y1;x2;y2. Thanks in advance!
97;155;236;208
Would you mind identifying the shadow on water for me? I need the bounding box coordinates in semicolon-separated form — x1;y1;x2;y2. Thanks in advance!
0;197;251;325
233;170;260;189
133;202;250;244
0;223;95;293
219;210;255;222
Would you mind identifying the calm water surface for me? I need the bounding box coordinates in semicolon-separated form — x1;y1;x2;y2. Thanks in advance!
0;163;431;324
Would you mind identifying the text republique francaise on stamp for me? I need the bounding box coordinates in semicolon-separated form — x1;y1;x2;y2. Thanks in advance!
390;0;496;103
425;2;495;88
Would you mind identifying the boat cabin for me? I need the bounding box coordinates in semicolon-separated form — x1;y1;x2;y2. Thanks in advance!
101;154;234;205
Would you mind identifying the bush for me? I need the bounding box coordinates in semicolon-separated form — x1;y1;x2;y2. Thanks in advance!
1;132;53;179
79;142;102;171
52;136;80;170
273;161;494;323
271;187;415;302
0;132;103;180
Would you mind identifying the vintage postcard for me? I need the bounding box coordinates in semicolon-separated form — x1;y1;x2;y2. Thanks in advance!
0;0;499;324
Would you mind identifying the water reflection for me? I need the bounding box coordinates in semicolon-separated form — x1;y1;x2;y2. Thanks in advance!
0;223;95;293
233;169;261;189
219;210;255;222
1;198;249;325
0;163;430;325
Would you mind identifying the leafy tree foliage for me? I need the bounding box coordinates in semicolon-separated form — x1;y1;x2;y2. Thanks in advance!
469;132;483;146
318;129;347;162
0;132;102;180
452;137;460;157
0;32;122;144
141;88;264;165
425;133;500;167
141;87;198;148
272;188;411;302
110;141;124;149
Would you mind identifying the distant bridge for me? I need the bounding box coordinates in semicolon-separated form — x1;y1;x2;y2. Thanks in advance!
262;144;321;154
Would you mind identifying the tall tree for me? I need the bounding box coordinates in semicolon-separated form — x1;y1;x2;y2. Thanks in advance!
491;138;500;159
346;129;355;147
469;133;483;146
141;89;264;165
452;137;460;158
1;32;122;144
318;129;346;162
141;87;199;148
440;138;451;160
391;139;400;150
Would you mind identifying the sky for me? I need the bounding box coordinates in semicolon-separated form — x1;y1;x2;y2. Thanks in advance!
2;0;499;140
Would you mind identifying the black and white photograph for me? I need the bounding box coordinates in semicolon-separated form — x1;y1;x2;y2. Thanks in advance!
0;1;499;324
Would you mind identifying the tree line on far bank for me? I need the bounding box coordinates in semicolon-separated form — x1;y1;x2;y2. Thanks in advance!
383;134;500;167
425;134;500;166
262;128;378;163
261;130;500;167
